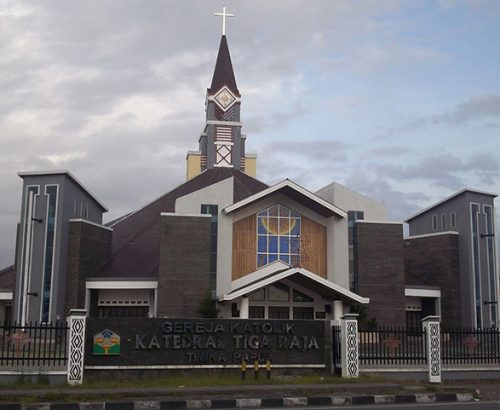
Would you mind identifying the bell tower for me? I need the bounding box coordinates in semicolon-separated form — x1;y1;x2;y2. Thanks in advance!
186;8;257;180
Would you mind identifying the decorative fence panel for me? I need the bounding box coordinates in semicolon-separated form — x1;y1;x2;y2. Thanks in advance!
359;326;426;366
0;321;68;367
442;328;500;365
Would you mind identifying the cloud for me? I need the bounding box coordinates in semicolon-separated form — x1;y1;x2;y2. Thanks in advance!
432;94;500;126
373;153;500;189
378;94;500;139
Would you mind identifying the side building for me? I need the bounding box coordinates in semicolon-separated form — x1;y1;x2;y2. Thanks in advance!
13;171;108;324
405;188;499;328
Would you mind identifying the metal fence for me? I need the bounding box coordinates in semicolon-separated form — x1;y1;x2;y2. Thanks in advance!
0;321;68;367
359;326;426;366
442;327;500;365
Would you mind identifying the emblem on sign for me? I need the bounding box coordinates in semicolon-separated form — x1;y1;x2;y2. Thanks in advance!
93;329;121;355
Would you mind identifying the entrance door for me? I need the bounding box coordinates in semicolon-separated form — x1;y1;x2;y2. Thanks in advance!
406;311;421;333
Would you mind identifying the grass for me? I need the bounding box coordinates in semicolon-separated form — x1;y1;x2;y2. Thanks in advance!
0;372;477;405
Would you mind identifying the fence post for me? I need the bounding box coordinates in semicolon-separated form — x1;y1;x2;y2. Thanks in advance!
67;309;87;386
422;315;441;384
340;313;359;378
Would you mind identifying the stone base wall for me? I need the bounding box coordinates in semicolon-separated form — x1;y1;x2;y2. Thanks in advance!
65;221;113;312
158;214;211;317
405;233;461;327
355;222;406;327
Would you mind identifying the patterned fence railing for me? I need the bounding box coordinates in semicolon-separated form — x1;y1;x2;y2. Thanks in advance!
359;326;426;366
0;321;68;367
441;327;500;365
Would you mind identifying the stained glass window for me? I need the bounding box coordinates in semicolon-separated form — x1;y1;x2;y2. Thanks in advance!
257;204;301;268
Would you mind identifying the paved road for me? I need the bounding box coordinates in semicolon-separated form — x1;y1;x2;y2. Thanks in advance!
269;403;500;409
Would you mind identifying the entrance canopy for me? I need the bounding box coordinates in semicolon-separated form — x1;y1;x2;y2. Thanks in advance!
220;267;369;305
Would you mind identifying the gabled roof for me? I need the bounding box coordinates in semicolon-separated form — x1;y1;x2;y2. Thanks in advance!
95;169;268;278
224;179;347;218
18;170;108;212
208;35;240;97
220;266;369;305
405;188;498;222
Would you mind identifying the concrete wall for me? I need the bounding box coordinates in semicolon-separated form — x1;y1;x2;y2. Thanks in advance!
175;178;235;297
404;232;461;327
316;181;387;221
355;221;406;326
65;220;113;313
158;214;211;318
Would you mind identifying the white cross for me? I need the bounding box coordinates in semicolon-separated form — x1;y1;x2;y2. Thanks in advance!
214;6;234;36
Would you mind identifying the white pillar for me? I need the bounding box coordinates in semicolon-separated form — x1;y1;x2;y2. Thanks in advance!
67;309;87;386
422;315;441;384
340;313;359;378
333;300;344;322
239;297;249;319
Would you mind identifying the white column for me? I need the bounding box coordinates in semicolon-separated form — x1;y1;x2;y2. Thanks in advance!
67;309;87;386
422;315;441;384
340;313;359;378
239;296;249;319
333;300;344;322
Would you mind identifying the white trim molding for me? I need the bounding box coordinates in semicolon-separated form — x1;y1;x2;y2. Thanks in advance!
405;288;441;298
407;231;459;240
0;291;13;300
221;267;369;305
224;179;347;218
160;212;211;218
86;280;158;289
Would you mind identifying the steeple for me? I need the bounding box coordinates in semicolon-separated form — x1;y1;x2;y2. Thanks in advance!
185;11;257;181
208;35;240;97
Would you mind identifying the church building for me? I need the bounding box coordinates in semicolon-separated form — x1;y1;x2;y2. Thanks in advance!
0;16;497;329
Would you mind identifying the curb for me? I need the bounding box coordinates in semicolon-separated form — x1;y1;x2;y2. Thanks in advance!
0;392;474;409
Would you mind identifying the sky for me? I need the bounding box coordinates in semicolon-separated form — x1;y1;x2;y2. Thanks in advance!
1;0;500;267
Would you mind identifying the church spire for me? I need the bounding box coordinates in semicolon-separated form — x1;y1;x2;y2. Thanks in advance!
185;7;257;180
208;35;240;97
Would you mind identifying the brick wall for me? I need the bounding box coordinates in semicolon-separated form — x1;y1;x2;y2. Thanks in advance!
158;214;211;318
404;233;461;327
65;221;112;313
355;222;406;327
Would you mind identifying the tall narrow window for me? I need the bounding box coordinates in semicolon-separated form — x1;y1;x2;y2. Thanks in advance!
41;185;58;322
441;214;447;229
484;205;497;325
18;185;40;324
450;212;456;229
432;215;438;231
257;204;300;267
201;204;218;298
471;203;482;328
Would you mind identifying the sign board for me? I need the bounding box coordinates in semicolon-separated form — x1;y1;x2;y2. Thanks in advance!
85;318;325;368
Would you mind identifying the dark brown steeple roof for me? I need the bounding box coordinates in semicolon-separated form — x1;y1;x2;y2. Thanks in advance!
208;35;240;97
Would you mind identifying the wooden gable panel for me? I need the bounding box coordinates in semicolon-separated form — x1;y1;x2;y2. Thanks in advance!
232;214;256;280
300;216;327;278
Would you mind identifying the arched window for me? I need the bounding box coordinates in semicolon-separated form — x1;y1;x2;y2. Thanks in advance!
257;204;301;267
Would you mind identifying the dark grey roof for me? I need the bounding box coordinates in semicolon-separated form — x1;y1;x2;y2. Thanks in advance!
405;188;498;222
93;169;268;279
